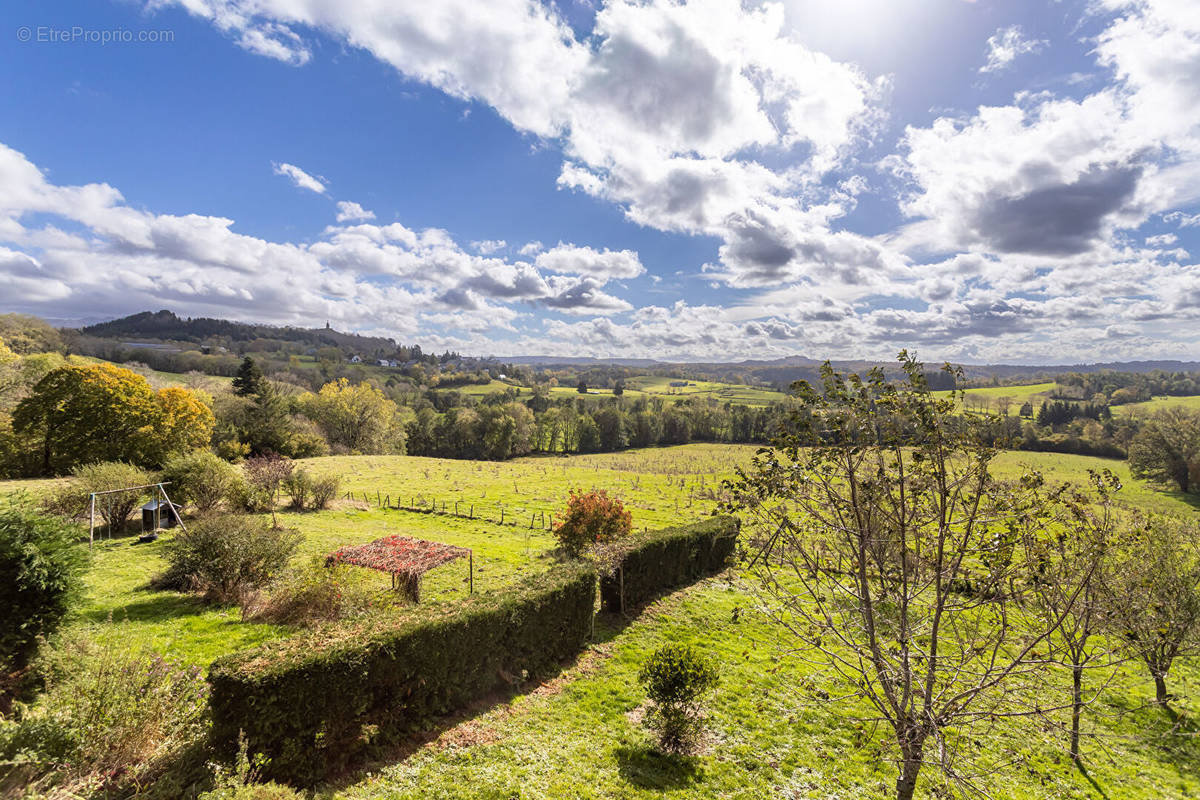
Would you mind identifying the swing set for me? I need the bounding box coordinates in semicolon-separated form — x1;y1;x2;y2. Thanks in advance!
87;482;186;549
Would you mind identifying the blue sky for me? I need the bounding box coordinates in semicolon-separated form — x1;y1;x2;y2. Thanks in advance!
0;0;1197;363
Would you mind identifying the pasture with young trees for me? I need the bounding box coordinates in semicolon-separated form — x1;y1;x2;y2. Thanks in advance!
1;310;1200;799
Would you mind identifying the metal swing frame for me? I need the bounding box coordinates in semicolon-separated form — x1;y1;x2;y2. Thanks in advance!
87;481;186;549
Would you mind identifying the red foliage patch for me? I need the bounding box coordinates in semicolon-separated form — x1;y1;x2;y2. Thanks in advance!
328;535;469;578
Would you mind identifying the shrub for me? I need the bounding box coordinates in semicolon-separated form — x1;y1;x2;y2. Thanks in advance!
554;488;632;557
279;468;338;511
638;643;719;753
0;502;86;705
0;633;208;795
242;556;397;626
309;474;340;510
209;561;597;784
161;450;243;514
58;461;154;533
199;735;303;800
282;469;312;510
156;515;300;604
599;516;738;613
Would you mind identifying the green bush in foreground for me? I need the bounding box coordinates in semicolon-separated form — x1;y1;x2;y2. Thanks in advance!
639;642;719;754
156;514;300;604
208;561;597;785
0;501;86;706
0;633;208;797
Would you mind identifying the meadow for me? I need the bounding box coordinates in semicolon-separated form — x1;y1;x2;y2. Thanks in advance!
3;444;1199;799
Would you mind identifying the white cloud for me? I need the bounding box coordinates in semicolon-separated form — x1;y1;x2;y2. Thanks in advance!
471;239;507;255
273;162;326;194
149;0;885;290
534;244;645;281
979;25;1046;74
0;142;642;332
335;201;375;222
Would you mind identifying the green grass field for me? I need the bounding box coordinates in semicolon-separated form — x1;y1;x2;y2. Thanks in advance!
933;381;1058;413
3;444;1199;799
1114;395;1200;417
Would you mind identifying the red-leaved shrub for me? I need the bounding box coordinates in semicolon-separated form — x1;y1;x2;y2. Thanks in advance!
553;489;632;556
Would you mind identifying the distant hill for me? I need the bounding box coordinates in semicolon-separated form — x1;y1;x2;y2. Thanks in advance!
78;310;417;356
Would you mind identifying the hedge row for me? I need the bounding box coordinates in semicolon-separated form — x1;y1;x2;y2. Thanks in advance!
208;560;596;785
600;516;739;613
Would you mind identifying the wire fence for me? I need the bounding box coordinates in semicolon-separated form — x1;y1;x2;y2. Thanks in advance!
343;490;556;530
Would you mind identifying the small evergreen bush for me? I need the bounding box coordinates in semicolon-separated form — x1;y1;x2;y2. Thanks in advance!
638;642;719;753
0;501;86;704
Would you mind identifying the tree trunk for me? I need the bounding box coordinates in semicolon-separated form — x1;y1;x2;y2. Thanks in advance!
1070;664;1083;761
896;757;922;800
1154;673;1169;706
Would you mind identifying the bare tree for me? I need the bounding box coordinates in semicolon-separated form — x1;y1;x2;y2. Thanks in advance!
1028;470;1122;761
244;453;294;527
726;353;1087;800
1101;511;1200;707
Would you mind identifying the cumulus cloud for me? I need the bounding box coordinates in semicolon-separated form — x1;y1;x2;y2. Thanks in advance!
148;0;886;290
273;162;326;194
979;25;1046;74
534;244;645;281
0;142;640;332
471;239;507;255
335;201;375;222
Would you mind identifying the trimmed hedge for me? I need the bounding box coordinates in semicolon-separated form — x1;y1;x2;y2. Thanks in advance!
208;561;596;785
600;516;739;613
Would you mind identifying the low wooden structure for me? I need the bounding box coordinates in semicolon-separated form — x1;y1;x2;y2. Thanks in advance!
327;535;472;602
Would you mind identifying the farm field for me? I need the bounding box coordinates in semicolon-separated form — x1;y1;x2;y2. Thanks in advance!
1114;394;1200;416
933;381;1057;412
2;444;1199;799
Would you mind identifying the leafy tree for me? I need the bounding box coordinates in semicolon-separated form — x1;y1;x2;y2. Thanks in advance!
576;379;588;394
575;414;602;453
300;378;402;454
726;353;1085;800
0;500;87;708
1101;512;1200;707
232;356;265;397
638;643;719;753
1028;470;1121;761
613;380;625;396
12;363;212;474
149;386;216;464
1128;407;1200;493
14;363;160;474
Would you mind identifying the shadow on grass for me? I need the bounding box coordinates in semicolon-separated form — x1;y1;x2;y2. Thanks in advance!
614;745;702;790
1159;489;1200;511
83;592;207;624
1074;761;1111;800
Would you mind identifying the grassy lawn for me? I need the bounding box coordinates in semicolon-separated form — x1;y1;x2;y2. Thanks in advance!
3;444;1199;798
